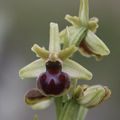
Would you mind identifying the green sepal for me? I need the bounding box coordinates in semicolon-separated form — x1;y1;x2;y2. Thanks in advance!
79;0;89;26
49;22;61;52
85;30;110;56
19;59;45;79
63;59;93;80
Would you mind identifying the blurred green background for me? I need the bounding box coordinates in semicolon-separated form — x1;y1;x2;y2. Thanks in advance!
0;0;119;120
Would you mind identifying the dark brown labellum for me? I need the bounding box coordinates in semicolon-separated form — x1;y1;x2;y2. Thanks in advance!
37;72;70;95
46;61;62;74
37;61;70;95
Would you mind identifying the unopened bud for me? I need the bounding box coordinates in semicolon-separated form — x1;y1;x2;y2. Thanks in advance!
76;85;111;108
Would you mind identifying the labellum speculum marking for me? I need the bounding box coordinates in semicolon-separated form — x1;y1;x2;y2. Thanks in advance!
37;60;70;96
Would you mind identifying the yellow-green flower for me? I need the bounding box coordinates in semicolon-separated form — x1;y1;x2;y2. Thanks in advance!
60;0;110;60
19;23;92;110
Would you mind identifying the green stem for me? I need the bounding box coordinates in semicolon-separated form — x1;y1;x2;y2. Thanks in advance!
55;97;63;120
58;100;88;120
77;106;88;120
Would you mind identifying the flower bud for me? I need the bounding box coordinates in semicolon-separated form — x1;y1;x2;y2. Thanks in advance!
76;85;111;108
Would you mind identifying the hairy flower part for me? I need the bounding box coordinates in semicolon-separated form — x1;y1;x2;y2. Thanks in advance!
37;60;70;96
60;0;110;60
74;85;111;108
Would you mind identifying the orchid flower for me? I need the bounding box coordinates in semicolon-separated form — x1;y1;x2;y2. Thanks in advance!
19;23;92;110
60;0;110;60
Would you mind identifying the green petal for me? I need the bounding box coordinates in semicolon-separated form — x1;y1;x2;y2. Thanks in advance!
65;14;81;27
19;59;45;79
85;30;110;56
88;17;99;33
31;44;49;59
49;22;61;52
79;0;89;26
63;59;92;80
58;45;78;61
25;88;51;110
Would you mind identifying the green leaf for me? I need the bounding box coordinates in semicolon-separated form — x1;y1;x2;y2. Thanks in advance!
19;59;45;79
49;22;61;52
79;0;89;26
63;59;93;80
31;44;49;59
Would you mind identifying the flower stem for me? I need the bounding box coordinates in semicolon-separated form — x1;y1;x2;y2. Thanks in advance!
55;97;63;120
58;99;88;120
76;106;88;120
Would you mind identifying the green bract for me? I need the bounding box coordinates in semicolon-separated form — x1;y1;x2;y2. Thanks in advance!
60;0;110;60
